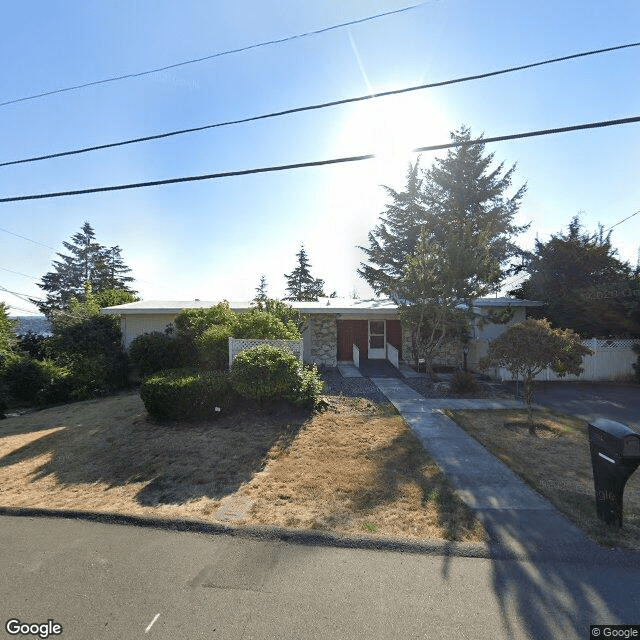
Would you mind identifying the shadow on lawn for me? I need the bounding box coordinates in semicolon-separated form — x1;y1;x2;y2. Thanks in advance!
0;401;310;507
348;431;479;541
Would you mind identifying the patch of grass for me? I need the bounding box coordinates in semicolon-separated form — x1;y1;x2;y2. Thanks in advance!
446;408;640;550
0;392;484;544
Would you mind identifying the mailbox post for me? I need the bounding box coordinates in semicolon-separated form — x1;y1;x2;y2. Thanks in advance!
588;418;640;528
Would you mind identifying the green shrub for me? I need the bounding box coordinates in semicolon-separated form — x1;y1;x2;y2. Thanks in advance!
229;345;324;410
35;360;74;405
140;368;236;421
233;309;300;340
195;324;235;370
2;356;46;402
2;356;72;404
291;364;326;410
449;370;480;394
174;303;237;343
230;345;301;405
129;331;190;377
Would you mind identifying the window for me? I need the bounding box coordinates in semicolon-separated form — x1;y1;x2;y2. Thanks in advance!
369;320;385;349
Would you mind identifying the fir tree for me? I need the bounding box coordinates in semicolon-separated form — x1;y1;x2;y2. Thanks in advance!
254;275;268;302
35;222;137;317
359;127;528;303
283;245;326;301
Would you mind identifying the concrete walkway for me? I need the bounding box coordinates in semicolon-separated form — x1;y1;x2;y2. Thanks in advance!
371;378;602;560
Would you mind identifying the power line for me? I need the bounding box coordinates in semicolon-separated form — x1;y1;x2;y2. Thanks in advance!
3;41;639;168
606;209;640;231
0;265;38;280
2;114;638;204
0;226;56;250
0;3;426;108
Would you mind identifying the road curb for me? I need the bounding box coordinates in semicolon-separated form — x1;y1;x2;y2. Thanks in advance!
1;506;639;566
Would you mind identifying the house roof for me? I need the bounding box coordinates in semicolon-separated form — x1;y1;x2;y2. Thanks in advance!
101;296;542;316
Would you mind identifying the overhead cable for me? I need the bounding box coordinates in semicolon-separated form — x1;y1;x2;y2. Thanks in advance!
0;3;426;108
0;225;57;249
1;114;638;203
606;209;640;231
2;41;639;168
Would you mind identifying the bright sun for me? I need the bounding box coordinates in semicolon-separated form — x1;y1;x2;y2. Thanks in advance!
336;91;450;185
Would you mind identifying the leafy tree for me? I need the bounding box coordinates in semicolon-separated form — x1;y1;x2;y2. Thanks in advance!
254;275;268;302
395;231;469;375
284;245;327;301
480;318;592;434
94;289;138;308
35;222;137;316
251;298;307;333
360;127;528;372
49;283;128;397
511;216;640;337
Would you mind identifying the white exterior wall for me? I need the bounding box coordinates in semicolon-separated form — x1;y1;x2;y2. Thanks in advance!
468;307;527;369
121;313;178;349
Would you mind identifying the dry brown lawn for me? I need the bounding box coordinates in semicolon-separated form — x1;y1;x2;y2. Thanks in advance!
448;409;640;550
0;392;484;543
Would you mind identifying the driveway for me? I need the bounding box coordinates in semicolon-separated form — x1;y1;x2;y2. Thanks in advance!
504;381;640;429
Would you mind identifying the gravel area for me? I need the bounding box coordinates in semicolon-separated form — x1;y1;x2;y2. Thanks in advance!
319;369;390;404
320;368;515;403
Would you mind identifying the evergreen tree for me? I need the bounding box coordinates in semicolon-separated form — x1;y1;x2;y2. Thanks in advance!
512;216;640;337
283;245;327;301
359;126;528;371
359;127;527;302
254;275;268;302
0;302;18;358
35;222;137;317
358;160;425;295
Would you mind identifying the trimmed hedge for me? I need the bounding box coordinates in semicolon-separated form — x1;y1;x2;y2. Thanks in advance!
140;368;236;421
230;344;324;409
230;344;301;405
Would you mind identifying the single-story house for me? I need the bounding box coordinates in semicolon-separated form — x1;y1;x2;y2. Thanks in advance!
102;297;542;371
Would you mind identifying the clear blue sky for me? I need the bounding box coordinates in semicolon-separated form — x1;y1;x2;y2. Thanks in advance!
1;1;639;314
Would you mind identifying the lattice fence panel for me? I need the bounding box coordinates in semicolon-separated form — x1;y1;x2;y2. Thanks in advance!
228;338;304;366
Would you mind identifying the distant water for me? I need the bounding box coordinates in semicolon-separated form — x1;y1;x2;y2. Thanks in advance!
10;315;53;337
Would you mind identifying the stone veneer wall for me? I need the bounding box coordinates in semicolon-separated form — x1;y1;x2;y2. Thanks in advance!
401;324;462;367
308;314;337;366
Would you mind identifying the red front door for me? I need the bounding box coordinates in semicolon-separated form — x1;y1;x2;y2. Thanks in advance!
337;320;368;360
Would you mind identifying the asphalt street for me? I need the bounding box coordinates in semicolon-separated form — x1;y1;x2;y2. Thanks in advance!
1;515;639;640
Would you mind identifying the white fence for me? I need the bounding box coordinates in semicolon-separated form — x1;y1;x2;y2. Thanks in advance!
352;343;360;368
228;338;304;366
496;338;638;382
387;342;399;369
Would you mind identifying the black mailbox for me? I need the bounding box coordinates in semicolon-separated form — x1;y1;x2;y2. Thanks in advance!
588;418;640;528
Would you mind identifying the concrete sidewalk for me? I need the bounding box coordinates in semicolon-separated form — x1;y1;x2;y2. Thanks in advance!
371;378;602;560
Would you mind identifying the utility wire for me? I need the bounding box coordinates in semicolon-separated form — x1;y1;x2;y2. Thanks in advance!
0;3;426;108
1;114;638;203
0;265;38;280
3;41;639;168
0;226;57;250
606;209;640;231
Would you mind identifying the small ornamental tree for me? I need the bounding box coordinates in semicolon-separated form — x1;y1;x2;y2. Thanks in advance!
480;318;592;434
